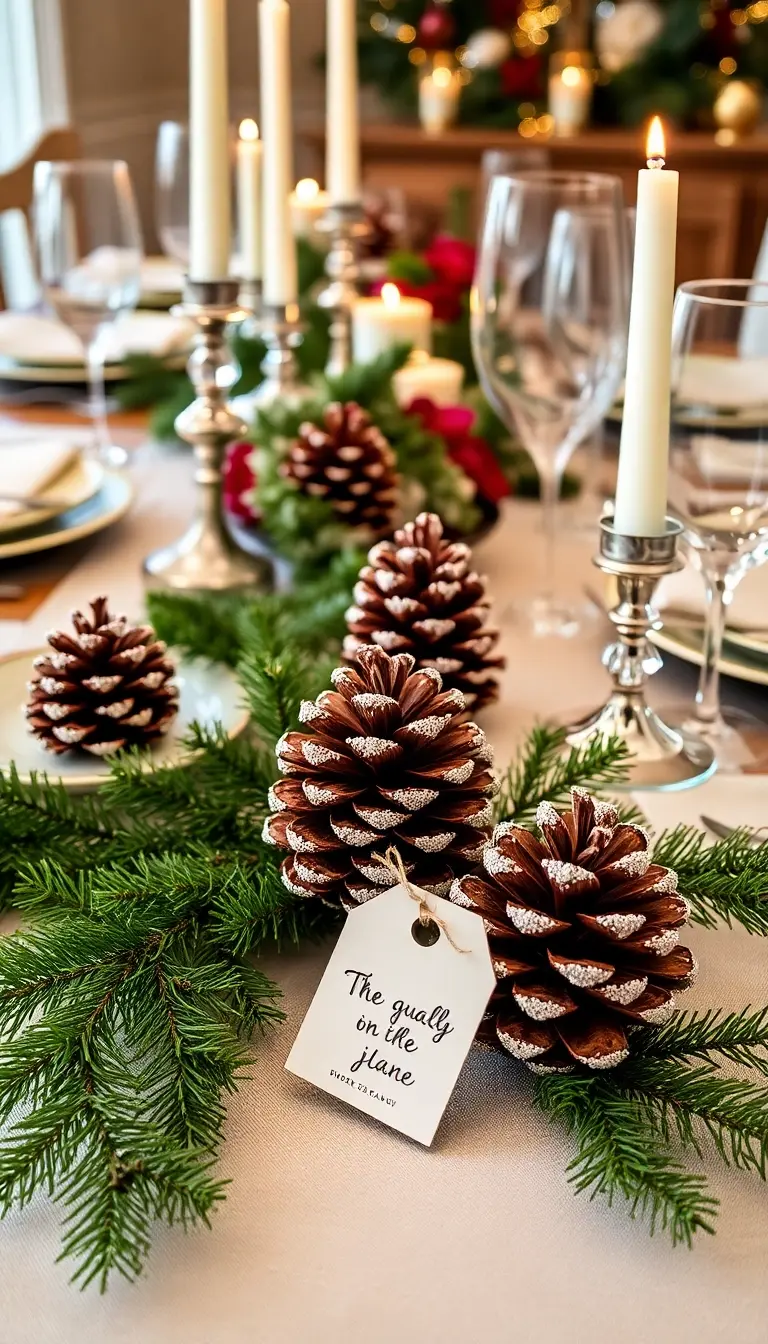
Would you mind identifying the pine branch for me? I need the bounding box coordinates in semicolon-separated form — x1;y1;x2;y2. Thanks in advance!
633;1006;768;1075
495;727;634;826
615;1058;768;1178
651;826;768;935
534;1072;718;1245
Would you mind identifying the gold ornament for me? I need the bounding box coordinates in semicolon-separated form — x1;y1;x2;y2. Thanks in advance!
713;79;762;143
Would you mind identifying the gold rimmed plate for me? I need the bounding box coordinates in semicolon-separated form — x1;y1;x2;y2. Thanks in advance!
0;471;134;560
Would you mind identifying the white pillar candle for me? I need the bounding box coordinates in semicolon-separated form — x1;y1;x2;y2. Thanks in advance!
290;178;330;239
548;63;593;138
237;119;263;279
326;0;361;204
614;117;679;537
393;354;465;408
418;67;460;136
352;283;433;363
189;0;231;281
259;0;298;306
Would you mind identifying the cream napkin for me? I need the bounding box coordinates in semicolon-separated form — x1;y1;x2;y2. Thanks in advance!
690;435;768;486
0;311;194;366
0;438;82;517
676;354;768;411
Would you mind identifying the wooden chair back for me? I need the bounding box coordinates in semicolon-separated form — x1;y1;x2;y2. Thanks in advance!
0;126;81;309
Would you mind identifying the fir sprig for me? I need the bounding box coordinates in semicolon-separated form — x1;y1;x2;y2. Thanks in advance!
652;825;768;935
495;726;635;825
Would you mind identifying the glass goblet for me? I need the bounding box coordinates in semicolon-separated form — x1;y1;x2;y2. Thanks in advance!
667;279;768;771
155;120;190;267
33;159;143;469
472;170;628;637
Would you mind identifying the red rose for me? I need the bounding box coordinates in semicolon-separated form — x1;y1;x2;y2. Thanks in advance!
500;54;543;100
224;440;259;522
406;397;511;505
424;234;477;291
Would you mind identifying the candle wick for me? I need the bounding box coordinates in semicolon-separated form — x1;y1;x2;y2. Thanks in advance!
647;156;665;170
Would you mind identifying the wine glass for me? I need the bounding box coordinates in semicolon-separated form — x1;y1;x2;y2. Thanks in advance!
33;160;143;468
667;279;768;771
155;121;189;266
472;171;628;636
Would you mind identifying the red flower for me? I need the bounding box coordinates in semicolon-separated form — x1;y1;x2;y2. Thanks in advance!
424;234;476;291
224;440;259;523
500;54;543;100
407;397;511;505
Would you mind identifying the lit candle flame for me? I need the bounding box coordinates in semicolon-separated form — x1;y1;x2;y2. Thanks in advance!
646;115;666;167
239;118;260;142
295;177;320;203
382;283;401;309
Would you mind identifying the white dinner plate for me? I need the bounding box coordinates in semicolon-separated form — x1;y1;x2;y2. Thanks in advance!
0;470;134;559
0;456;104;534
0;649;249;792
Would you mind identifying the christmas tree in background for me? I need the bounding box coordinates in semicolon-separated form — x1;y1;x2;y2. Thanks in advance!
356;0;768;130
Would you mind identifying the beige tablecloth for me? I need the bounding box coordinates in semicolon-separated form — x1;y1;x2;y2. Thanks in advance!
1;440;767;1344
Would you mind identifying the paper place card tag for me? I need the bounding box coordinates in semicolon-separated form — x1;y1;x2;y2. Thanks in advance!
285;884;496;1146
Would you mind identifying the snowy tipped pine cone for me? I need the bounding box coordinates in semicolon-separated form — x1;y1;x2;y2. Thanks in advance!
263;644;496;909
282;401;400;534
343;512;504;711
451;789;694;1072
25;598;178;757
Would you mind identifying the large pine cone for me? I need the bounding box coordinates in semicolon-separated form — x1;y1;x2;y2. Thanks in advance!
451;789;694;1072
283;401;399;533
343;513;504;711
26;597;179;756
263;644;496;909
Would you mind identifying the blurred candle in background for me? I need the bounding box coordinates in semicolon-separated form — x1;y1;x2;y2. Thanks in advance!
236;119;262;279
290;178;330;238
419;64;461;136
259;0;298;305
352;283;433;363
189;0;231;280
326;0;361;204
614;116;679;537
393;352;465;408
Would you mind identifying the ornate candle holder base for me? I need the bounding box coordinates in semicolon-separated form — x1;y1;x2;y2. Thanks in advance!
316;202;370;377
230;301;312;420
562;518;715;791
143;279;272;593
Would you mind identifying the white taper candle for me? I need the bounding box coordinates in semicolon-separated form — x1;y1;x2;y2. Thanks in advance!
259;0;298;306
237;119;262;280
614;117;679;537
326;0;361;205
189;0;231;281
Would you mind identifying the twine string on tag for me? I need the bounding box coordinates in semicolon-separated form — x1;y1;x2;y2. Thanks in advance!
372;847;468;954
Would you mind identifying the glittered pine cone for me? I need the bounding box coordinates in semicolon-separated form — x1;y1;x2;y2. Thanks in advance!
282;401;399;533
25;597;179;757
263;644;496;910
451;789;695;1072
343;512;504;711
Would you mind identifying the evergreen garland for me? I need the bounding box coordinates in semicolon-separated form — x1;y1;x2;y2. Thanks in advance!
0;577;767;1286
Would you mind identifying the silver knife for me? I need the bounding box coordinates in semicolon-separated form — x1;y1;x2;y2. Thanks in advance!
700;815;765;846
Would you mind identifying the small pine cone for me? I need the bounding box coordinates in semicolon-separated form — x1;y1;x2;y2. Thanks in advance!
263;644;496;910
451;790;695;1072
26;597;179;757
283;401;399;533
343;512;504;711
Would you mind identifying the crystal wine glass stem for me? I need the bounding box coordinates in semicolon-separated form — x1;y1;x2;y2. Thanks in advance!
85;334;113;462
540;467;561;603
695;567;732;728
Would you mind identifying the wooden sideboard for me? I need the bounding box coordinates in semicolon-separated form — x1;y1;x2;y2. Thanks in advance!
301;125;768;285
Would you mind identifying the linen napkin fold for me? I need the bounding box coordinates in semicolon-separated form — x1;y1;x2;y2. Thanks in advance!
656;559;768;631
676;354;768;412
0;439;82;517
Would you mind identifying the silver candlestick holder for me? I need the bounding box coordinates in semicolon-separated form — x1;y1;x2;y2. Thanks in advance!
143;278;272;593
563;517;715;790
316;201;370;376
231;300;311;418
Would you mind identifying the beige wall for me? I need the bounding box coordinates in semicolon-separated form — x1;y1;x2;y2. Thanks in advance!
61;0;328;247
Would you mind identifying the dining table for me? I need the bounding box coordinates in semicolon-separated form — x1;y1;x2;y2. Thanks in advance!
0;403;766;1344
